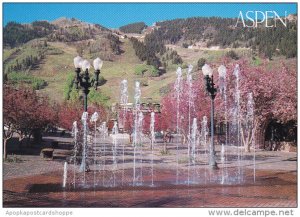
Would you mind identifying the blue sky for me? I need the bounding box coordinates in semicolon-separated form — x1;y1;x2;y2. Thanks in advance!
3;3;297;28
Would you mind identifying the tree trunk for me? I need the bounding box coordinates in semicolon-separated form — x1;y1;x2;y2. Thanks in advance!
246;143;251;152
3;127;13;161
181;134;186;145
258;118;270;149
3;139;8;160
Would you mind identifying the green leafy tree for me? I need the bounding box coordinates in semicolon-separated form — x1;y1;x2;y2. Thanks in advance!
197;58;206;69
119;22;147;34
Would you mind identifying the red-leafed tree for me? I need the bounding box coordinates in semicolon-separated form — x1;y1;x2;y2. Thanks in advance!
120;108;163;145
142;112;162;134
3;85;56;159
57;102;83;131
122;110;134;143
161;59;296;151
142;111;162;148
160;72;216;144
57;102;108;131
233;60;296;150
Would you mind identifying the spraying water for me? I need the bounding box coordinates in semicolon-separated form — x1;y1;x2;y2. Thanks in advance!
120;80;129;108
120;79;128;185
186;64;193;185
247;92;255;182
80;112;89;184
138;111;144;185
218;65;228;184
201;116;208;184
221;143;225;184
191;118;198;183
90;112;99;188
99;122;108;186
71;121;78;188
233;64;242;183
112;121;119;187
133;81;141;186
150;112;155;186
174;67;182;184
63;162;68;188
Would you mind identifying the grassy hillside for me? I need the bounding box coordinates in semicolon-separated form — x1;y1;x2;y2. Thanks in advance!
3;37;162;104
3;17;297;106
31;42;76;103
4;36;296;106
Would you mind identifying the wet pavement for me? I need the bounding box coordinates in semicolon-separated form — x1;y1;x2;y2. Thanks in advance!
3;141;297;207
3;168;297;207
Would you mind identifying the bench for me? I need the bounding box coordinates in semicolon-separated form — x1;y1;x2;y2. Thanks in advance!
40;148;54;160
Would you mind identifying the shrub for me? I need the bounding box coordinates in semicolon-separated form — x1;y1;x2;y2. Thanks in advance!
134;64;148;76
182;43;189;48
197;58;206;69
88;89;110;106
98;75;107;86
135;64;160;77
149;66;160;77
68;87;80;103
225;50;239;60
172;55;183;64
63;72;75;100
139;78;149;86
159;85;171;95
251;56;262;66
46;47;64;55
31;77;47;90
181;63;188;69
7;72;47;90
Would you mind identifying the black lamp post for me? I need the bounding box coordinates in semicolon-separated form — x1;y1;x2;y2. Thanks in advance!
73;56;103;173
202;64;218;170
73;56;103;112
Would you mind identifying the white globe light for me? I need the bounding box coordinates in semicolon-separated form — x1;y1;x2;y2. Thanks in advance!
93;57;103;70
74;56;83;68
202;64;213;77
81;59;91;71
218;65;227;78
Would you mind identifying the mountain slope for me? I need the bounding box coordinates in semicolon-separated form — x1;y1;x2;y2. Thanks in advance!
3;16;297;106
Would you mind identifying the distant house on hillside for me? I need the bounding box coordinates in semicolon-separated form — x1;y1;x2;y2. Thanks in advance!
116;102;161;132
142;25;159;35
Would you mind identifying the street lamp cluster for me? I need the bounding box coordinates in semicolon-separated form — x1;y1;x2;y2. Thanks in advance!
73;56;103;112
202;64;218;169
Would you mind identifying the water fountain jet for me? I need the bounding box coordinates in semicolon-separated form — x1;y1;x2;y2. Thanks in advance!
71;121;79;188
80;112;90;185
133;81;141;186
175;67;182;184
63;162;68;188
150;112;155;186
120;79;129;185
90;112;99;188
